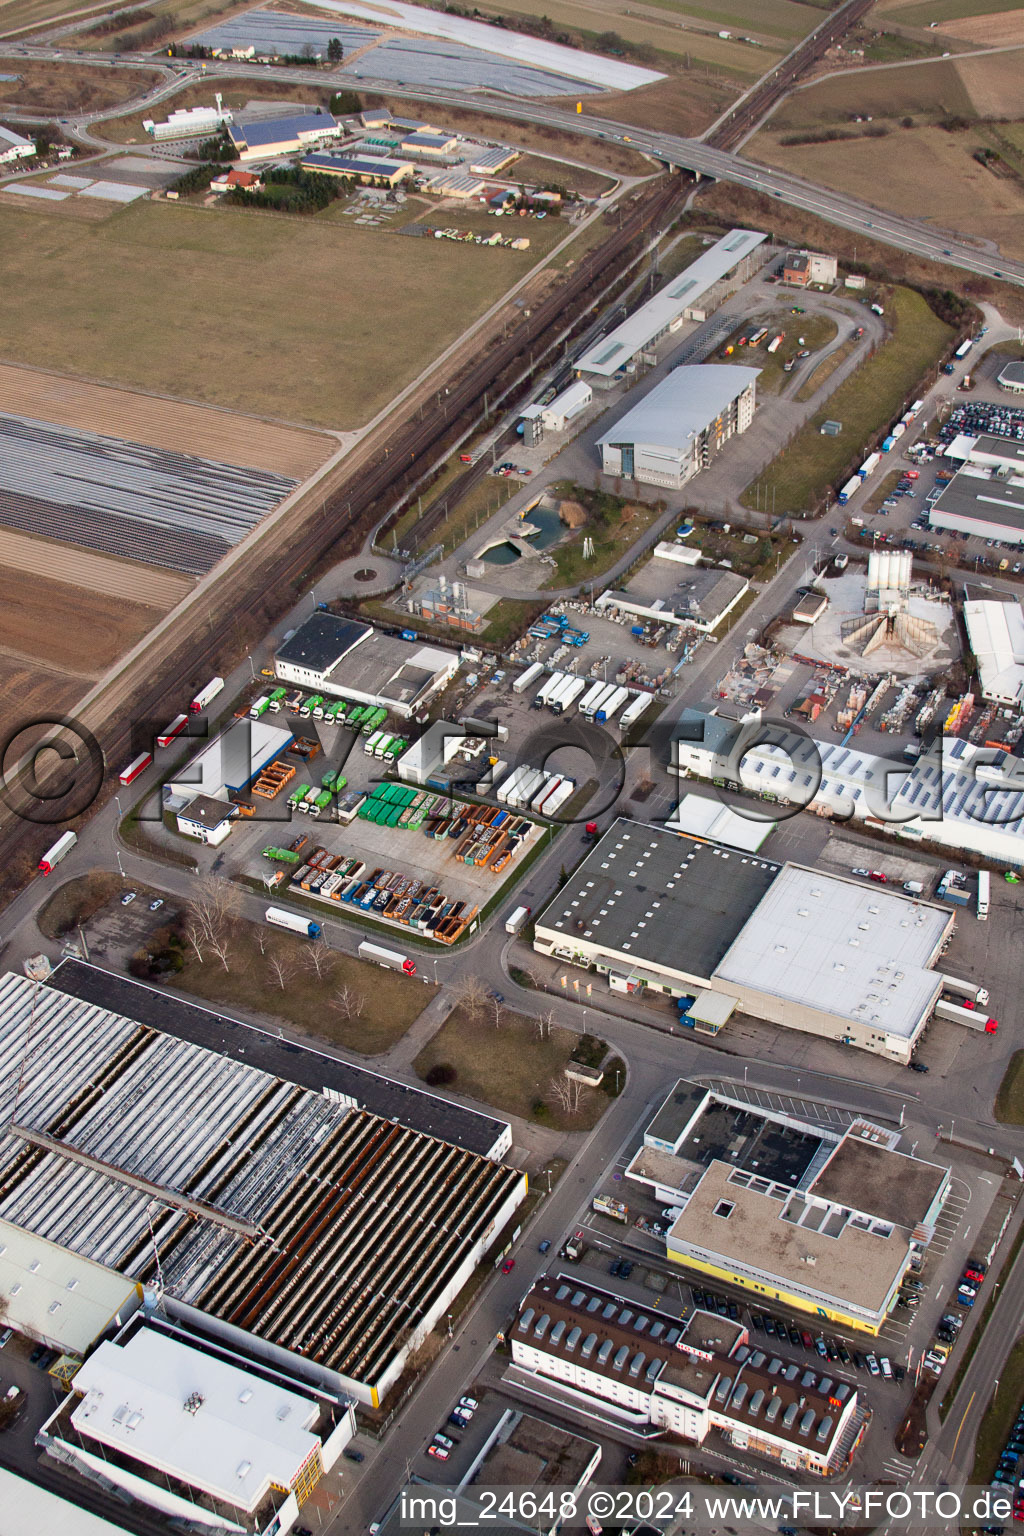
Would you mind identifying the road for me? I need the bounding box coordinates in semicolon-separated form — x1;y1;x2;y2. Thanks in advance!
1;46;1022;287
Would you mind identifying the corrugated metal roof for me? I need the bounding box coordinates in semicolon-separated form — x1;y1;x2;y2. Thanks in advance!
597;366;760;456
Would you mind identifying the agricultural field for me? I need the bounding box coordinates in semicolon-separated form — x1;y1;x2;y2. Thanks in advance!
938;5;1024;42
69;0;254;49
580;72;736;137
742;286;953;515
0;61;161;113
0;197;566;430
750;119;1024;259
0;526;193;608
0;0;108;37
0;361;331;477
874;0;1024;32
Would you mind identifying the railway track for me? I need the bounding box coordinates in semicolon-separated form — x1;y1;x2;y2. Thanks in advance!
0;177;684;883
707;0;876;153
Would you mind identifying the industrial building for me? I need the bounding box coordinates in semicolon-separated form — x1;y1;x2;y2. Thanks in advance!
0;968;523;1408
595;545;749;633
964;599;1024;705
175;793;237;845
0;1220;140;1358
781;249;838;287
673;705;1024;867
997;360;1024;394
143;100;233;140
302;151;415;185
0;123;34;163
597;366;759;491
930;434;1024;544
163;716;293;806
519;380;592;442
400;130;458;157
361;109;434;133
51;960;512;1159
629;1079;949;1334
511;1277;863;1472
42;1319;355;1534
575;228;767;381
274;614;459;718
228;111;343;158
534;821;954;1061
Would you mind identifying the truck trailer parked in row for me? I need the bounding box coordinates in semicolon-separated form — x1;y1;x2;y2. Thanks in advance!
934;998;998;1032
156;714;189;749
38;830;77;875
942;975;990;1007
513;661;544;695
119;752;153;786
595;686;630;723
190;677;224;713
358;940;417;975
265;906;321;939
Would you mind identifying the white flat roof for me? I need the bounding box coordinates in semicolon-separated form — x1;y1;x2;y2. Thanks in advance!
665;791;774;852
547;379;591;416
964;599;1024;703
714;866;947;1040
72;1329;320;1512
598;366;760;456
0;1219;138;1354
578;229;767;376
168;717;291;799
0;1469;127;1536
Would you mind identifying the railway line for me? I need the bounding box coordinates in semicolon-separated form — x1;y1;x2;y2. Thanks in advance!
0;176;684;881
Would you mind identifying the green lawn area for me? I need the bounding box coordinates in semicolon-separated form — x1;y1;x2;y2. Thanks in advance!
742;287;953;515
481;598;547;645
542;485;664;589
414;1002;612;1132
163;916;431;1055
0;198;555;430
719;311;838;396
972;1336;1024;1481
995;1050;1024;1124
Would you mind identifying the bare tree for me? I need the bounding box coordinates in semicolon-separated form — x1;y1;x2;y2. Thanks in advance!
535;1007;556;1042
453;974;488;1022
549;1072;584;1117
253;924;268;956
303;937;334;981
187;875;241;957
208;929;232;972
330;982;365;1020
184;916;207;965
267;955;295;991
489;994;506;1029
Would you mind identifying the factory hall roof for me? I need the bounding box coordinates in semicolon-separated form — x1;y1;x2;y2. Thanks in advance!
229;111;337;148
597;366;760;457
713;865;948;1041
931;465;1024;533
0;969;519;1398
536;820;781;984
47;961;508;1157
964;599;1024;703
810;1131;947;1229
0;1220;138;1355
275;613;372;674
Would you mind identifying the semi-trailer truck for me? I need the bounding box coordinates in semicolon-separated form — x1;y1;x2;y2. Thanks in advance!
859;452;881;480
190;677;224;713
977;870;990;920
265;906;321;938
941;975;990;1007
619;692;651;730
156;714;189;748
505;905;531;935
38;830;77;875
532;672;566;709
596;687;630;723
552;677;586;716
934;998;998;1032
838;477;861;505
579;681;609;717
119;752;153;786
357;940;417;974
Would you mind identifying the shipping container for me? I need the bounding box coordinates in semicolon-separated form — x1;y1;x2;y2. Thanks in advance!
119;752;153;786
38;830;77;875
265;906;321;938
358;939;416;974
156;714;189;749
190;677;224;713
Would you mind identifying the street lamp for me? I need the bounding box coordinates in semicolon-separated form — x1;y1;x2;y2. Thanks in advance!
246;654;256;683
309;588;317;610
114;794;123;821
116;851;125;878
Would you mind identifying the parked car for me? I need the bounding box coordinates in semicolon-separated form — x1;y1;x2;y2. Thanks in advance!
449;1412;468;1429
909;1062;930;1073
149;898;163;912
427;1445;449;1462
433;1433;455;1451
121;891;136;906
460;1397;479;1412
343;1448;365;1463
501;1258;515;1274
538;1240;551;1254
0;1329;12;1350
865;1354;880;1375
814;1338;828;1357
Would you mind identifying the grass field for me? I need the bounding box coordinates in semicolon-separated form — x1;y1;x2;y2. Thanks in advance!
0;60;161;112
581;73;737;138
768;59;976;129
995;1049;1024;1123
542;484;663;588
719;311;838;395
750;119;1024;260
414;1002;611;1132
0;199;558;430
876;0;1024;26
742;287;953;515
505;153;616;198
71;0;252;48
0;0;109;37
166;917;430;1055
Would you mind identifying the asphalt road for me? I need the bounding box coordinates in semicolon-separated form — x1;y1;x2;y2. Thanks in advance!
1;47;1021;288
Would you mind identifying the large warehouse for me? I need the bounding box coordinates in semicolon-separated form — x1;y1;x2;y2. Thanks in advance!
930;435;1024;544
0;969;524;1408
163;716;293;805
575;228;767;381
629;1080;949;1334
597;366;759;491
275;613;459;718
228;111;343;158
964;599;1024;705
533;821;953;1061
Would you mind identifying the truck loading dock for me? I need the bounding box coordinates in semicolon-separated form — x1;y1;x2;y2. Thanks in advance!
534;821;954;1063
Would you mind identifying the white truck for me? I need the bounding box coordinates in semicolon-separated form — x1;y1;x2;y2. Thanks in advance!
265;906;322;938
942;975;990;1007
190;677;224;713
579;680;609;717
619;692;651;730
505;905;531;935
358;940;417;975
532;671;566;709
38;830;77;875
595;686;630;724
552;677;586;716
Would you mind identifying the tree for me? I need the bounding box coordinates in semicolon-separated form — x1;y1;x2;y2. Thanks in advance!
489;994;506;1029
330;982;364;1020
327;35;344;61
267;955;295;991
453;974;488;1022
304;937;334;981
425;1063;457;1086
535;1007;556;1042
549;1072;584;1117
186;875;239;965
